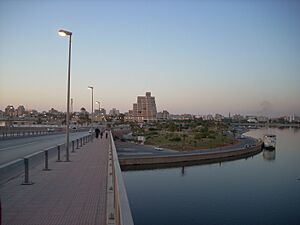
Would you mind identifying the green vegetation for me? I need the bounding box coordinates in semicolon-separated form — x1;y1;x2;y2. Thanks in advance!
130;119;237;151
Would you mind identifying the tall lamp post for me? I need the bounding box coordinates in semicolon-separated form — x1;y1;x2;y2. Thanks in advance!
58;29;72;162
96;101;100;121
88;86;94;125
96;101;101;111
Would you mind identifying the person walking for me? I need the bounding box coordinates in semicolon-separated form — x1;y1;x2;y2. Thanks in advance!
95;128;100;138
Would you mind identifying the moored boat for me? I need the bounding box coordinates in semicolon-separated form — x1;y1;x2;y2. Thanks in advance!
263;134;276;149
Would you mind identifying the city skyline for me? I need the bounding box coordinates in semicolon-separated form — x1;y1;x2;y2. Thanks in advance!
1;1;300;117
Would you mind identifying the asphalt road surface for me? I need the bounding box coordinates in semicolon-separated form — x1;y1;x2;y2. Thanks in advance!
116;137;258;159
0;131;89;165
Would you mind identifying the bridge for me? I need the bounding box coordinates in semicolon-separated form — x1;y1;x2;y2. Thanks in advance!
231;122;300;128
0;131;134;225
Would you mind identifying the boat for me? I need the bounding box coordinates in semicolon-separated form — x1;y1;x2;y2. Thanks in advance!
262;134;276;149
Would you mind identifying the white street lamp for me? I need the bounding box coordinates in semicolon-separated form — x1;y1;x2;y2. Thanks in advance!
88;86;94;125
58;29;72;162
96;101;101;111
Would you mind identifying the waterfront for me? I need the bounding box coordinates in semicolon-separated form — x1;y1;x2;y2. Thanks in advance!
122;128;300;225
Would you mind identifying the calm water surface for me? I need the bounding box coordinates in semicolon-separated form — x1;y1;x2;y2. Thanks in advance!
122;128;300;225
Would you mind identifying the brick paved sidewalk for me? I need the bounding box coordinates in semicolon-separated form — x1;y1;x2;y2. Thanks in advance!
0;137;108;225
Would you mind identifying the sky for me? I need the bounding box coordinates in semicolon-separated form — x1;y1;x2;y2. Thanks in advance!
0;0;299;117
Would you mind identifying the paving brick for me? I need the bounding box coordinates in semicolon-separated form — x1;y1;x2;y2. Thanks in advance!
0;137;108;225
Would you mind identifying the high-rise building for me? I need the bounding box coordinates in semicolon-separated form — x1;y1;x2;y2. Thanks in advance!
129;92;157;122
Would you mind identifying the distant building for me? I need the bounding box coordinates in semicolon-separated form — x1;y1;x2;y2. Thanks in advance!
109;108;120;117
294;115;300;122
214;114;224;121
127;92;157;122
202;114;214;121
232;114;244;122
169;114;193;120
17;105;26;116
157;110;170;121
48;108;60;116
28;109;39;117
5;105;15;117
257;116;268;123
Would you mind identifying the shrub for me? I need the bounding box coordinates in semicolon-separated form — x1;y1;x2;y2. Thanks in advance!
208;134;216;139
194;133;202;140
169;136;181;142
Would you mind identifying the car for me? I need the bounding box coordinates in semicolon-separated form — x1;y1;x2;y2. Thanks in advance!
154;147;163;151
88;129;93;133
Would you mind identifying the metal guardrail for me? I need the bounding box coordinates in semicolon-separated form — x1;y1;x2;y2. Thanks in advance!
0;134;93;185
0;130;52;139
107;131;134;225
0;127;89;140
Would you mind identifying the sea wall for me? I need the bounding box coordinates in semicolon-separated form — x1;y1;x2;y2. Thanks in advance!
119;141;263;167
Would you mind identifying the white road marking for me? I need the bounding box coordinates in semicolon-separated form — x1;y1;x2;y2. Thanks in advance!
118;152;153;156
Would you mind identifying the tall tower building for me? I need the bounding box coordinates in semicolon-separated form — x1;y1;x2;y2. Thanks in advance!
131;92;157;122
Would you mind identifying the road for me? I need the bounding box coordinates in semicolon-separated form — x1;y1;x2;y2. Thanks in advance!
0;131;89;165
116;137;258;158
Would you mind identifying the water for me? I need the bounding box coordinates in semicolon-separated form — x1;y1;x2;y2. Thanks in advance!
122;128;300;225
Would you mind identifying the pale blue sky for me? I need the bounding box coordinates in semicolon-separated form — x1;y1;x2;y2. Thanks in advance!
0;0;299;116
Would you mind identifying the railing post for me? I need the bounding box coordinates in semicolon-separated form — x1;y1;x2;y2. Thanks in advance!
76;139;79;149
22;158;33;185
43;150;51;171
72;141;75;153
80;138;83;147
57;145;61;162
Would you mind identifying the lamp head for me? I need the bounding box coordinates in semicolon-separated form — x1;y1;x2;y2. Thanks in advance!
58;29;72;36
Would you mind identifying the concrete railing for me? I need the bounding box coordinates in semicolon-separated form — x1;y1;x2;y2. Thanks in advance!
107;132;134;225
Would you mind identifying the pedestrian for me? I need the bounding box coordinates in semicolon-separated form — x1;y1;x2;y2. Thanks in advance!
95;128;100;138
105;132;108;139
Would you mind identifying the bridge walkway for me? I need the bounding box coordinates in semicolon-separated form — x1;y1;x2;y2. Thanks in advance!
0;136;108;225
